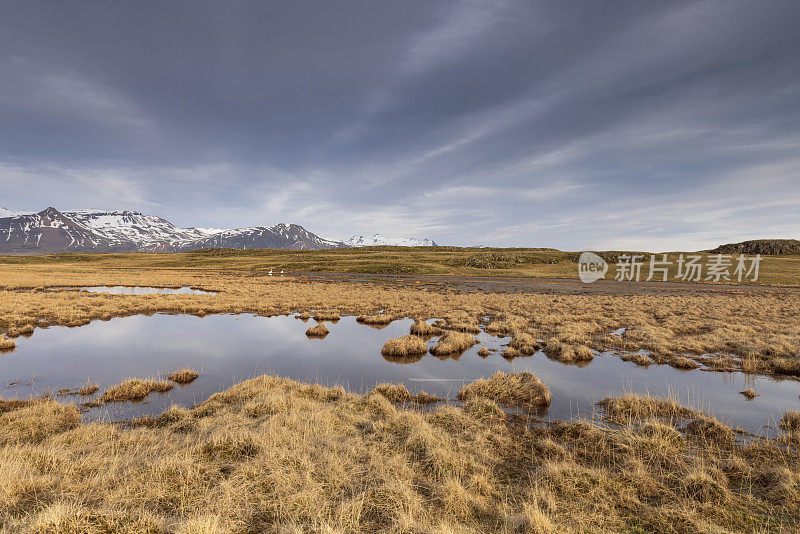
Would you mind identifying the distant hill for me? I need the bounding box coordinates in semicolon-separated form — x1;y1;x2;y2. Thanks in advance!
709;239;800;255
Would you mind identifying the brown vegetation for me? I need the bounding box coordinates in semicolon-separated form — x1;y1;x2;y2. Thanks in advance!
0;376;797;532
543;338;594;364
429;331;477;356
77;382;100;396
477;347;490;357
670;356;701;370
457;371;552;409
167;368;200;385
312;310;341;322
305;323;329;338
356;314;395;327
409;319;443;337
0;335;15;351
100;378;174;403
380;335;428;357
371;383;442;404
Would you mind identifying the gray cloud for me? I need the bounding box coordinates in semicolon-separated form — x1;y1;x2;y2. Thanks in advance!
1;0;799;249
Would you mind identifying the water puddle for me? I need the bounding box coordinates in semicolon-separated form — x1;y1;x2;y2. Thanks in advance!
2;314;798;434
74;286;216;295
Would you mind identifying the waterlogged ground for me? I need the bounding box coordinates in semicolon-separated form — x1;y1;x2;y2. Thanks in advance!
2;313;799;433
78;286;216;295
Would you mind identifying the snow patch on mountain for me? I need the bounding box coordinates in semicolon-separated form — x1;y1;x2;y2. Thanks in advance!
345;234;438;247
63;210;218;246
0;207;34;218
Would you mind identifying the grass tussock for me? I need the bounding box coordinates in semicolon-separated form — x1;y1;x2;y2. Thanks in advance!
312;310;340;322
508;332;541;355
7;323;34;338
0;376;798;532
356;314;395;326
409;319;443;337
598;393;694;424
100;378;174;403
0;335;16;351
305;323;330;338
77;382;99;396
167;368;200;385
740;388;757;399
477;347;490;358
621;352;653;367
543;338;594;364
429;331;477;356
371;383;442;404
780;411;800;436
295;311;310;321
458;371;551;409
670;356;701;370
381;335;428;357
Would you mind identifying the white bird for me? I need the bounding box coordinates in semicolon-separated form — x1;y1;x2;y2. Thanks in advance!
268;269;273;276
280;270;285;275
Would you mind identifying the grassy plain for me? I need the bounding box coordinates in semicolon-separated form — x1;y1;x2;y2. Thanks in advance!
1;376;799;532
2;246;800;284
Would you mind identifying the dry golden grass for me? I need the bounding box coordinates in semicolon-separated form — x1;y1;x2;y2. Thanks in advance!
508;332;541;355
305;323;329;338
371;383;442;404
168;368;200;385
356;314;395;326
458;371;552;409
501;346;521;360
740;388;757;399
77;382;99;396
0;335;15;351
429;331;477;356
295;311;310;321
781;411;800;436
621;352;653;367
670;356;701;370
477;347;490;358
409;319;443;337
380;335;428;357
543;338;594;364
6;323;34;338
100;378;174;403
312;310;341;322
0;377;798;532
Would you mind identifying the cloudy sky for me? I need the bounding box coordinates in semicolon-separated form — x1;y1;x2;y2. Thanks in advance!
1;1;799;249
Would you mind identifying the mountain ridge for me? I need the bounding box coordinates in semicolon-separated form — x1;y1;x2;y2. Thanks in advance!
0;207;346;254
0;208;439;254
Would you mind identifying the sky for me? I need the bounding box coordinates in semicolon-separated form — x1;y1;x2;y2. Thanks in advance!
1;0;799;250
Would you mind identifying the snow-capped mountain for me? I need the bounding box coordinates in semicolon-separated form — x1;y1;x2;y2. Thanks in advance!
345;234;438;247
0;207;34;218
174;223;343;251
0;207;346;254
64;210;216;247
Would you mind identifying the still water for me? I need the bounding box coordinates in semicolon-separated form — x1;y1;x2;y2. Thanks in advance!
2;313;798;433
